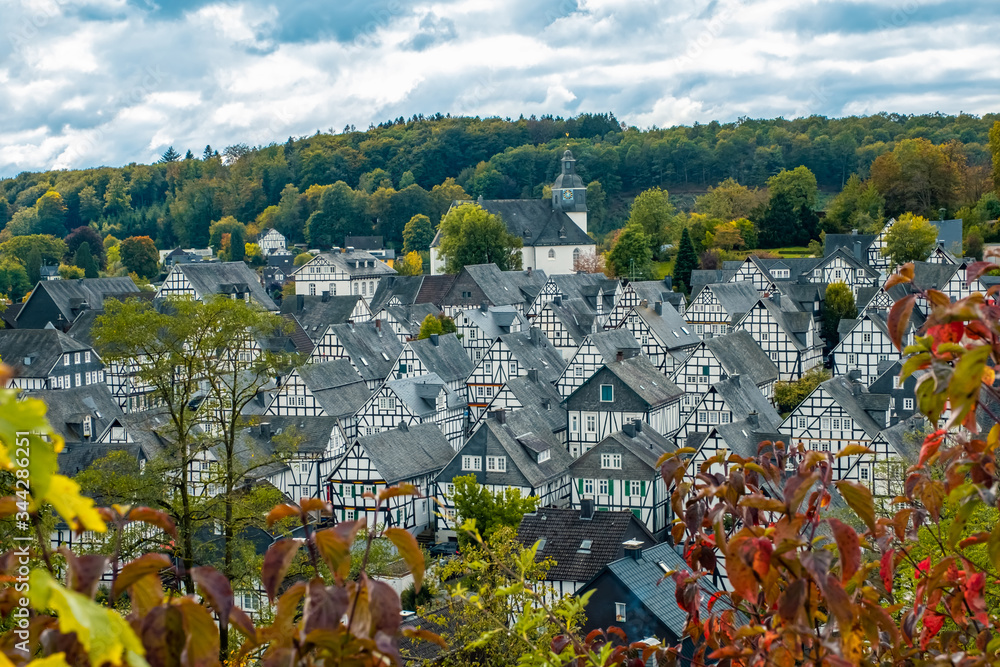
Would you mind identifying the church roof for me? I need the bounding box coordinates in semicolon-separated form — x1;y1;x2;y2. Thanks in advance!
432;199;592;249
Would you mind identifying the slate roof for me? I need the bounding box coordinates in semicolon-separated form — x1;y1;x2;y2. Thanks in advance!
456;305;528;341
503;268;550;307
281;295;366;341
406;334;475;385
280;314;315;355
756;299;816;348
545;297;597;345
352;422;455;484
595;541;726;637
707;281;765;319
292;250;396;281
702;330;779;387
169;262;278;310
414;275;457;307
631;302;700;350
570;422;674;478
327;322;404;384
877;415;930;463
588;328;641;363
36;383;124;443
0;329;94;378
817;376;889;439
2;302;22;329
383;303;441;339
368;275;426;312
295;360;370;418
545;273;613;304
714;419;786;459
689;269;737;295
16;276;140;328
773;282;824;312
630;279;685;311
498;329;566;383
517;508;655;583
344;235;383;250
712;375;782;427
443;264;527;308
930;219;964;254
386;373;465;416
433;199;594;248
502;373;566;436
825;233;877;262
603;356;684;407
239;416;337;458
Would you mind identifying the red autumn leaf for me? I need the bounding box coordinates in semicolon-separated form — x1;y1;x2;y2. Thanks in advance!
884;263;914;290
927;322;965;353
261;538;303;602
918;429;946;467
887;293;917;353
880;550;895;594
915;557;931;580
965;261;997;288
829;518;861;584
921;611;945;650
964;571;988;624
126;507;179;540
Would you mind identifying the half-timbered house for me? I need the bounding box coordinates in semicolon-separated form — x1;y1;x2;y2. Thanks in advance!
434;408;573;539
684;281;760;337
466;328;565;419
869;360;919;425
327;423;454;535
734;296;823;381
568;420;674;539
467;370;567;442
618;300;700;374
291;248;397;299
683;414;784;480
378;303;441;342
516;507;657;599
453;304;527;362
257;228;287;256
806;248;880;296
15;276;140;330
604;279;685;329
156;262;278;310
564;356;683;458
532;296;602;360
556;329;640;399
355;373;466;448
392;333;474;393
236;416;339;502
526;273;616;317
671;329;779;418
0;329;105;391
281;294;372;338
438;264;547;316
832;311;902;386
674;374;782;449
307;321;404;390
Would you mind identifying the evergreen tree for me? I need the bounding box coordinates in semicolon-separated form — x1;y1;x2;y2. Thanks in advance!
672;227;699;294
103;172;132;217
822;282;857;347
203;145;214;160
25;248;42;285
159;146;181;163
184;149;194;160
759;191;799;247
74;241;99;279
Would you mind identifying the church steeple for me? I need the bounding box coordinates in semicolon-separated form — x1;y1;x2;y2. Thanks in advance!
551;149;588;232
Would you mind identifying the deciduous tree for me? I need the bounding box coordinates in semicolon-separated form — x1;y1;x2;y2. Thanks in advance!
822;281;857;346
417;313;443;339
607;221;652;279
402;214;434;253
397;251;423;276
437;203;522;273
119;235;159;278
882;212;938;266
449;474;539;549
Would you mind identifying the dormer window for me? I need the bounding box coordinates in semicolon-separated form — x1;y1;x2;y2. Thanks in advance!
83;416;92;438
537;449;550;463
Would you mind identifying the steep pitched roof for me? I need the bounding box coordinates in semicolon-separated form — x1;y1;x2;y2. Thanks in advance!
711;375;782;428
689;269;737;295
819;376;889;439
589;329;641;363
603;356;684;407
36;383;123;444
437;199;593;248
368;275;426;312
498;329;566;383
344;235;383;250
353;422;455;484
456;305;528;341
446;264;528;308
714;419;785;459
241;416;338;455
172;262;277;310
17;276;140;328
0;329;94;378
517;508;655;583
708;281;765;318
703;330;779;387
545;297;597;345
631;302;700;350
281;295;366;340
382;303;441;340
502;374;566;436
571;422;674;478
327;322;404;384
414;275;457;306
825;233;877;262
386;372;465;416
876;415;930;463
466;408;573;488
296;359;370;418
406;333;475;384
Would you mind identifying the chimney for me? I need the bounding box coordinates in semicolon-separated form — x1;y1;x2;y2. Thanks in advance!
730;373;740;387
654;301;663;316
296;294;304;311
616;350;624;362
747;411;758;428
527;368;539;383
430;333;439;346
634;419;642;433
580;498;595;520
848;369;862;383
477;194;484;205
526;267;532;276
321;290;330;302
553;295;562;306
480;301;488;313
663;276;673;290
530;327;541;347
542;400;550;410
851;229;858;235
259;422;272;439
623;539;644;560
772;293;781;307
375;319;381;332
623;422;636;438
492;408;506;424
398;421;408;432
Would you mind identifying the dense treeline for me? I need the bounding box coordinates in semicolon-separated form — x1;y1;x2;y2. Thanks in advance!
0;111;998;253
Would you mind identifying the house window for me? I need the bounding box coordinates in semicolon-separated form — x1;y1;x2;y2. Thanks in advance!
538;449;551;463
863;333;871;343
631;480;641;495
74;352;81;364
486;456;506;472
398;363;408;374
813;269;822;278
843;418;852;430
770;352;778;361
469;328;477;339
84;351;91;363
547;249;556;260
575;366;584;377
821;442;831;452
904;398;914;410
509;362;517;376
698;411;708;424
601;453;621;469
797;417;806;428
484;362;492;375
570;414;579;432
615;602;626;622
600;385;614;402
74;373;81;387
82;416;92;438
461;456;482;471
309;283;316;295
848;354;856;364
573;248;580;263
598;479;609;495
856;269;866;280
583;479;594;494
821;418;831;430
63;354;70;366
585;414;596;433
445;483;455;497
860;466;869;480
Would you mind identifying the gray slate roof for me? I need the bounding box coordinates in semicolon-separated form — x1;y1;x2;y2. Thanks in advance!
714;419;786;459
328;322;404;383
631;302;700;350
604;356;684;407
35;383;124;443
712;375;782;428
498;329;566;383
517;508;655;583
406;334;475;384
819;376;890;439
702;330;779;387
877;415;931;463
689;269;737;295
706;281;763;320
589;328;641;363
386;372;465;416
503;373;566;436
434;199;593;248
383;303;441;338
545;297;597;345
296;359;370;418
570;422;674;478
0;329;94;378
351;422;455;484
368;275;425;312
17;276;140;328
281;295;366;340
456;305;527;341
172;262;277;310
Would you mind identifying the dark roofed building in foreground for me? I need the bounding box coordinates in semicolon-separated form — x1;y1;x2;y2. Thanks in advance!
16;276;140;330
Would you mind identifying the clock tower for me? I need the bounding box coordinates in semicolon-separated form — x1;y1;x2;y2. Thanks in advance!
551;149;588;233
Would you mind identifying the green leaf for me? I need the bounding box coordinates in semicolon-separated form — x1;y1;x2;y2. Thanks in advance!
947;497;977;549
835;480;876;533
385;527;425;593
30;570;148;667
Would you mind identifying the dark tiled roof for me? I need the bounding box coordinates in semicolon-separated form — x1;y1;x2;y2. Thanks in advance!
387;373;465;416
714;420;785;459
518;508;655;583
825;233;877;261
604;356;684;407
930;219;963;254
414;275;457;307
281;314;315;355
328;322;404;383
711;375;782;428
17;277;140;328
240;416;338;456
437;199;593;248
703;330;778;387
2;302;23;328
503;374;566;436
172;262;277;310
0;329;94;378
631;303;700;350
877;415;930;463
296;360;370;418
499;329;566;383
545;298;596;345
818;376;888;439
708;281;762;318
463;409;573;488
689;269;737;296
35;383;123;443
456;305;527;341
368;275;426;312
383;303;441;338
344;236;383;250
281;295;366;340
570;423;674;478
588;329;641;363
407;334;475;384
353;423;455;484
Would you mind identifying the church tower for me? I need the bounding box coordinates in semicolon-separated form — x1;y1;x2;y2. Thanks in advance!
551;149;588;233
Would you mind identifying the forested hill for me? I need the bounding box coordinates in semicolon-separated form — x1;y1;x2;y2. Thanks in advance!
1;111;997;251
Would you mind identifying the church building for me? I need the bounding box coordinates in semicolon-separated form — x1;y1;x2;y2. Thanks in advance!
431;150;596;275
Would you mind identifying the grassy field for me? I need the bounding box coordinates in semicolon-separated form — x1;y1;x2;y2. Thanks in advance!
651;260;674;280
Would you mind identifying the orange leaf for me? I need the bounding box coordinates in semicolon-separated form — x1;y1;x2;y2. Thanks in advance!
829;518;861;584
884;263;914;290
385;527;425;593
887;294;916;353
266;503;302;528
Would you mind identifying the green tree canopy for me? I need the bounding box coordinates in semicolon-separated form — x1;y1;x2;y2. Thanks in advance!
437;203;522;273
66;226;106;268
0;259;31;300
77;185;103;224
606;221;652;279
767;165;819;211
74;241;99;278
103;172;132;217
882;213;938;266
119;236;159;278
822;282;857;346
627;186;677;247
672;226;698;294
417;313;443;339
695;177;766;221
449;474;539;548
824;174;885;234
0;234;68;266
774;366;830;416
34;190;69;236
305;181;367;248
402;214;434;253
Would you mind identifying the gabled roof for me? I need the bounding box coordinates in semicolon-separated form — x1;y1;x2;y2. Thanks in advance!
817;376;889;439
0;329;94;378
386;372;464;416
16;276;140;328
327;322;404;384
702;330;778;387
368;275;426;312
701;281;760;319
497;329;566;383
517;508;655;583
689;269;737;295
344;235;383;250
436;199;594;248
710;375;782;428
502;374;566;436
414;275;457;306
170;262;277;310
459;408;573;488
352;422;455;484
930;219;964;254
456;305;528;341
296;359;370;418
444;264;545;309
589;328;641;363
406;334;475;384
545;273;614;304
814;247;880;277
631;302;700;350
875;415;930;464
280;314;314;355
713;418;785;459
35;383;124;444
292;249;396;280
545;297;597;345
571;422;674;478
242;416;338;455
825;233;877;262
601;356;684;407
754;299;815;348
281;295;366;341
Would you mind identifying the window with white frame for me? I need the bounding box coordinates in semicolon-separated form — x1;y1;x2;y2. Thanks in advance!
461;456;482;471
583;478;594;494
486;456;506;472
615;602;626;622
570;414;579;432
797;417;806;428
84;351;91;363
631;480;641;495
821;417;831;429
601;453;622;469
903;398;914;410
585;414;596;432
598;479;609;495
860;466;869;480
600;385;614;402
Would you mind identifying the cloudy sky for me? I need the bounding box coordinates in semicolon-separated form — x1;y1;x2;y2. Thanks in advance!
1;0;998;176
